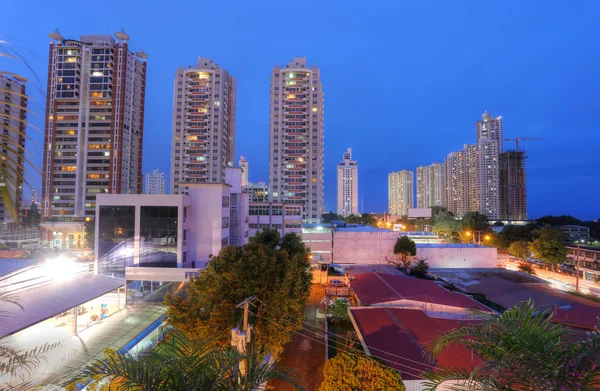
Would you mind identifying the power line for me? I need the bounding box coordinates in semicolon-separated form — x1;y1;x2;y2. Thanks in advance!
250;299;437;371
247;308;427;380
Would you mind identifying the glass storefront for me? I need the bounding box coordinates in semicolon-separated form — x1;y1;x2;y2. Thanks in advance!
98;206;135;277
126;280;187;305
140;206;178;267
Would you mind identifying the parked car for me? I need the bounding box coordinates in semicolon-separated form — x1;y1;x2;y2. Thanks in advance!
329;279;346;288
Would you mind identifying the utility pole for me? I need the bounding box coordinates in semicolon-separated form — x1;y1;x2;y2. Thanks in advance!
576;243;580;292
232;297;256;378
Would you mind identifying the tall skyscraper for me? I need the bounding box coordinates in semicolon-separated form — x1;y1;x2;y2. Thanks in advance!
444;150;467;216
40;30;147;249
499;151;527;220
444;140;500;219
239;156;248;186
336;148;358;217
476;111;503;151
171;58;236;194
416;163;444;209
269;58;324;223
388;170;414;216
144;169;165;194
0;75;27;224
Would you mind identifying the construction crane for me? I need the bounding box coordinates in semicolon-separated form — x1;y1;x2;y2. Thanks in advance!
504;137;543;151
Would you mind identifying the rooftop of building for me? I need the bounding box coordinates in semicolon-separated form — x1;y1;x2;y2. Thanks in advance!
349;272;489;311
431;269;600;330
557;225;589;229
0;273;124;337
349;307;482;380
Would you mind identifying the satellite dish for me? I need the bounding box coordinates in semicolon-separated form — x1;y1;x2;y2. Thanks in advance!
48;28;63;41
135;50;148;60
114;28;130;41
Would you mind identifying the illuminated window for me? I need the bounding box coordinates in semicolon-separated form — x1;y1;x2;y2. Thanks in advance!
61;166;76;172
92;71;103;77
198;72;210;79
186;136;198;141
87;174;101;179
56;116;64;120
66;130;76;135
90;92;103;98
312;108;318;112
287;94;296;99
312;178;317;182
65;57;77;63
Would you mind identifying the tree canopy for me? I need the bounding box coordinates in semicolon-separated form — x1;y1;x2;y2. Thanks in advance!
166;229;312;355
424;300;600;391
389;236;416;271
459;211;491;232
320;351;405;391
529;227;567;266
322;211;343;223
509;240;530;261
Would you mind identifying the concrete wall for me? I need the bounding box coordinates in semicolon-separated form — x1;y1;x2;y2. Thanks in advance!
416;245;497;268
333;231;397;265
333;231;497;268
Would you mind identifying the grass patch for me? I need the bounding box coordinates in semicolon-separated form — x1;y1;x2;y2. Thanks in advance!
567;289;600;303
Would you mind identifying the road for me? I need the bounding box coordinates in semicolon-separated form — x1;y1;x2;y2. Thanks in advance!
505;259;599;294
268;284;326;391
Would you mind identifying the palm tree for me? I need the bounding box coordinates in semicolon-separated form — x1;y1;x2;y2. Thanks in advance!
67;330;305;391
423;300;600;391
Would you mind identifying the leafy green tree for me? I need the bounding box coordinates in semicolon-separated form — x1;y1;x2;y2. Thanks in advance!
67;330;304;391
320;351;405;391
536;215;582;226
344;214;362;224
410;257;430;277
485;232;509;250
85;219;95;251
529;227;567;268
460;211;491;232
167;230;312;356
499;225;536;244
388;236;416;271
424;300;600;391
360;213;377;227
322;211;343;223
509;240;530;261
431;211;459;237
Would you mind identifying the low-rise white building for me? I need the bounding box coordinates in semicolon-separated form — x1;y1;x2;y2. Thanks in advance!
248;202;302;238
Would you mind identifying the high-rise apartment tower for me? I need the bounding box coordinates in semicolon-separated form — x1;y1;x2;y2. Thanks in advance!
336;148;358;217
40;30;147;249
416;163;444;209
0;75;27;224
499;151;527;220
171;58;236;194
144;169;165;194
388;170;414;216
476;111;503;151
269;58;323;223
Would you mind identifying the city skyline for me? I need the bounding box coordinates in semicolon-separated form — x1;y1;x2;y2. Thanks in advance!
3;1;600;220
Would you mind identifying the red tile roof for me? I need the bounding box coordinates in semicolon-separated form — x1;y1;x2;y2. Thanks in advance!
350;272;489;311
349;307;482;381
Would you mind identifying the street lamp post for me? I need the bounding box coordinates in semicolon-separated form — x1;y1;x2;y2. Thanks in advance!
465;231;491;245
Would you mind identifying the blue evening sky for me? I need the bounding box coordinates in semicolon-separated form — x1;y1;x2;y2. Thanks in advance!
3;0;599;220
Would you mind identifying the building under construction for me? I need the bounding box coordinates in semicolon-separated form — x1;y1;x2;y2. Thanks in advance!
499;150;527;220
